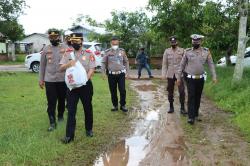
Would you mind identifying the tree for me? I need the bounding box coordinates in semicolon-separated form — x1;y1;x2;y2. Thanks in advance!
0;20;25;42
105;10;150;57
0;0;27;61
0;0;27;21
232;0;249;84
72;14;104;27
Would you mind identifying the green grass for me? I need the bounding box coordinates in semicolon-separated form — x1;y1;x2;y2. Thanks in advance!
204;67;250;140
0;54;26;65
0;72;136;165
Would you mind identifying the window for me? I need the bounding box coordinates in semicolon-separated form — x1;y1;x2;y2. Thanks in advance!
244;51;250;58
94;44;102;51
83;44;91;49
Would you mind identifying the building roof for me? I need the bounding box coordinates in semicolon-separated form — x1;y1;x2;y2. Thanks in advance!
24;33;48;39
70;25;109;35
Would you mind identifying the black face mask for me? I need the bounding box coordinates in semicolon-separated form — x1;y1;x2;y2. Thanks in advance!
192;44;200;49
72;43;81;50
171;45;177;49
50;40;59;46
67;41;71;46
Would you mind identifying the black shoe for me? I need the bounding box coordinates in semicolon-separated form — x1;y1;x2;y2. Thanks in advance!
111;106;118;112
149;75;154;78
168;107;174;113
120;106;128;112
47;123;56;132
58;117;64;122
187;118;195;125
180;108;187;115
138;75;141;79
61;137;74;144
86;130;93;137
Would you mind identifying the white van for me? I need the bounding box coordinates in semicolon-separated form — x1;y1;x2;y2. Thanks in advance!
25;42;104;72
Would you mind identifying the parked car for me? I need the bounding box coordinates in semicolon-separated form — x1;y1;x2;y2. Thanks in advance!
83;42;104;68
25;52;41;73
25;42;104;73
216;48;250;67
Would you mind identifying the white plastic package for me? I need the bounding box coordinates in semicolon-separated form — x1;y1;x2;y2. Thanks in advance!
65;53;88;90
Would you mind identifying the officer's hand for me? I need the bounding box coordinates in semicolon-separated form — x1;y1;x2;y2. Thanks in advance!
176;80;181;86
69;60;76;67
213;79;218;84
39;81;45;89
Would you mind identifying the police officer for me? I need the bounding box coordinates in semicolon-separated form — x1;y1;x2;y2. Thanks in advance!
39;29;68;131
64;30;73;48
136;47;153;79
162;36;186;114
60;33;95;144
102;36;130;112
177;34;217;125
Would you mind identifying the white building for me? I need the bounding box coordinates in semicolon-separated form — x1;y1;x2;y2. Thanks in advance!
19;33;50;53
0;32;7;54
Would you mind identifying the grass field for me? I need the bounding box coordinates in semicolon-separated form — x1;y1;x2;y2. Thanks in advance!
204;67;250;140
0;54;26;65
0;72;136;165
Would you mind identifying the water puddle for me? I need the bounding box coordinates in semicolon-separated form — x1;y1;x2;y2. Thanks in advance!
94;80;188;166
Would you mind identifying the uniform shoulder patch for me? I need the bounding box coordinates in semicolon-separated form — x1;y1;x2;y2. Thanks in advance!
66;48;74;52
202;47;209;51
105;48;111;53
85;49;92;53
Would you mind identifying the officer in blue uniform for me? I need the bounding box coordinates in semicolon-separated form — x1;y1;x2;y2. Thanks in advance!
136;47;153;79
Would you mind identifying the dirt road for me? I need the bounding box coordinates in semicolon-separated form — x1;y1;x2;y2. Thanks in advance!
94;79;250;166
0;65;28;72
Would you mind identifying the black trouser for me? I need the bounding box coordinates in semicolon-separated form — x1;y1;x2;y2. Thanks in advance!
45;82;67;124
167;75;185;104
66;80;93;138
185;77;204;119
108;73;126;107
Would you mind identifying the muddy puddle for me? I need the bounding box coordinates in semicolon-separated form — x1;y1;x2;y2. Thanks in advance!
94;80;188;166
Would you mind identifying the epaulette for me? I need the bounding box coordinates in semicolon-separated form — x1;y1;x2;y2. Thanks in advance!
185;48;192;51
85;49;92;53
119;48;125;51
66;48;74;52
202;47;209;51
105;48;111;52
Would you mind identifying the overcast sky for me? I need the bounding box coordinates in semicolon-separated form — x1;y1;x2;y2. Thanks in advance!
19;0;149;35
